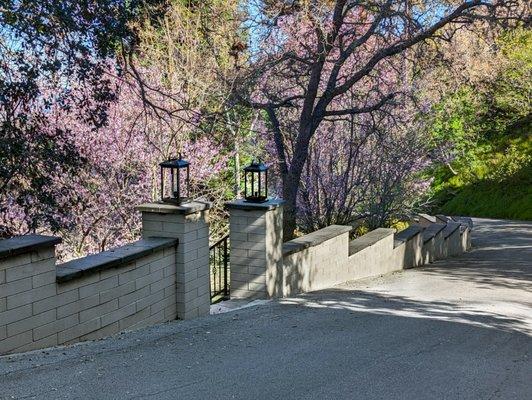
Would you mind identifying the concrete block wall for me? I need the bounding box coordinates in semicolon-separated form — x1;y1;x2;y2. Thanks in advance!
283;226;351;296
346;228;397;280
0;236;177;355
420;224;446;263
393;226;424;269
226;199;284;299
1;200;213;356
0;237;59;354
226;203;474;299
55;241;178;346
417;213;438;227
452;216;473;252
442;223;462;257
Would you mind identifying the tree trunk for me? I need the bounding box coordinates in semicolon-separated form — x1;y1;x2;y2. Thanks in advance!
282;172;300;240
267;107;315;241
281;133;311;240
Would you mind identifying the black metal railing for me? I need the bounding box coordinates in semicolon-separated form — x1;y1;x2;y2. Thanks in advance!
209;234;230;303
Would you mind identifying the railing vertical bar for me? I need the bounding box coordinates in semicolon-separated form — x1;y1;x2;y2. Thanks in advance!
218;245;221;290
223;238;228;296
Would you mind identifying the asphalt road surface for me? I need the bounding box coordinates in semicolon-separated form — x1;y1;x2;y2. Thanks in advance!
1;218;531;400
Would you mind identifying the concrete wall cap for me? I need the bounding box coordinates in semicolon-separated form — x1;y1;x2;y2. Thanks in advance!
442;222;461;239
393;226;424;248
0;235;61;260
56;237;178;283
225;198;285;211
349;228;395;255
419;213;437;223
436;214;450;223
422;223;446;243
282;225;352;256
135;201;211;215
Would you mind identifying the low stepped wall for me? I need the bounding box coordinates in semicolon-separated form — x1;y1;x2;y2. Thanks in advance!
225;200;471;301
280;216;472;298
0;236;178;355
393;226;424;269
1;200;211;356
282;226;352;296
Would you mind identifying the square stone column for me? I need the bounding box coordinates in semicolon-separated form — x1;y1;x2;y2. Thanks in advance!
225;199;284;299
136;201;211;319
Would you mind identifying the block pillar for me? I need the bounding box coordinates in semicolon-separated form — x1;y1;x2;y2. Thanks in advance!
225;199;284;299
136;201;210;319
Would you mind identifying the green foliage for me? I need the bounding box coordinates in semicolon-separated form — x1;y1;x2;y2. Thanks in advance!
441;163;532;221
429;28;532;220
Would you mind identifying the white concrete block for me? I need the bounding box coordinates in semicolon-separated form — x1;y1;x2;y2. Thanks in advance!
57;293;99;319
79;276;118;299
135;289;165;312
0;330;32;354
135;269;164;290
79;321;120;342
33;314;78;341
118;286;150;308
0;254;31;270
30;248;55;263
32;270;57;288
6;258;55;282
0;304;32;325
57;273;99;294
118;263;150;286
150;277;170;294
58;317;101;344
101;303;136;327
79;299;118;323
100;281;136;304
119;307;151;330
14;333;59;354
7;283;56;310
7;309;56;337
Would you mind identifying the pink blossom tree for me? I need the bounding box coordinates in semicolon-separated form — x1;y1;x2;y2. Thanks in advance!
52;75;228;260
240;0;523;238
2;66;229;261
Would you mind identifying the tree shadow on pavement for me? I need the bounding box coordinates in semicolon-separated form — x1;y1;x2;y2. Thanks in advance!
280;289;531;336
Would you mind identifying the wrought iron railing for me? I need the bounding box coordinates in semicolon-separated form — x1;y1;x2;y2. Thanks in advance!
209;234;230;303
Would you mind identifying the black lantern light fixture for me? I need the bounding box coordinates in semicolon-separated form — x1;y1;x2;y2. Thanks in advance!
244;160;268;203
159;153;190;205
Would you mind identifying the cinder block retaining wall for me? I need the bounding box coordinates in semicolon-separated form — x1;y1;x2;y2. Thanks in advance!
0;236;177;355
1;201;211;356
2;196;473;355
226;199;472;300
281;218;472;297
283;226;352;296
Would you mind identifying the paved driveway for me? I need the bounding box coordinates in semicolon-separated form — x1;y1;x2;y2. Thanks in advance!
1;218;531;399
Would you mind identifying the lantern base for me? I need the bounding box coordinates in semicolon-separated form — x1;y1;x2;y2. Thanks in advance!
161;196;191;206
243;196;268;204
